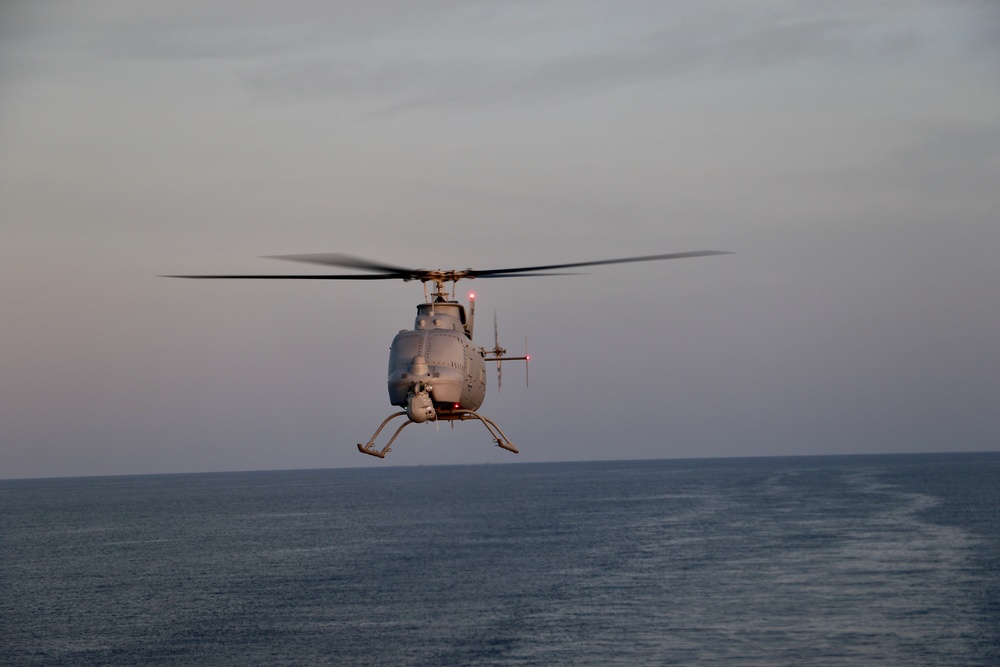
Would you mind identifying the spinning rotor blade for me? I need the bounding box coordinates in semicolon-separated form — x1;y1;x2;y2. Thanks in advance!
474;272;584;279
524;337;529;388
164;250;730;281
267;254;421;278
163;273;403;280
165;253;425;281
495;313;502;393
467;250;731;278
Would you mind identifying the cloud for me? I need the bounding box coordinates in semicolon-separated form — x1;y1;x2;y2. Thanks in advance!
221;0;999;118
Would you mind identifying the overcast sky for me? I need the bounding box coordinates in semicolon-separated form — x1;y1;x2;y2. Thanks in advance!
2;1;998;478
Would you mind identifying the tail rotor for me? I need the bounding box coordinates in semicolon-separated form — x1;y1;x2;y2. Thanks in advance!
493;313;505;392
487;312;529;392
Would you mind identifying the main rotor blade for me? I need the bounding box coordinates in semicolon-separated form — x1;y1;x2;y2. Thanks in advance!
267;253;419;275
474;272;584;278
162;273;403;280
469;251;731;277
164;250;731;282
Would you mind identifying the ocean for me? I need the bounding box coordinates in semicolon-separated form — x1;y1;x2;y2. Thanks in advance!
2;453;998;666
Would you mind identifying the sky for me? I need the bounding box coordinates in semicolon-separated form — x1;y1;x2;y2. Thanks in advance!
2;1;998;478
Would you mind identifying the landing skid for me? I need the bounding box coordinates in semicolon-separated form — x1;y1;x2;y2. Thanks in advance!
357;410;519;458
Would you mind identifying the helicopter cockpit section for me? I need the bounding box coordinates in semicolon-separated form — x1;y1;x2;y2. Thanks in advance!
412;301;470;337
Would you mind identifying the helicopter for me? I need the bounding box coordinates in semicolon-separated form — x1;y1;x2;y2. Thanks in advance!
167;251;730;458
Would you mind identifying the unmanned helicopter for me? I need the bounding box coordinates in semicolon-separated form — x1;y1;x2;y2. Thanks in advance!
167;251;729;458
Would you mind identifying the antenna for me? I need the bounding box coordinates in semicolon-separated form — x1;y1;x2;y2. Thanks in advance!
467;292;476;338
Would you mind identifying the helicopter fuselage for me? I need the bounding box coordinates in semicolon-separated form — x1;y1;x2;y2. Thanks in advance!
387;300;486;423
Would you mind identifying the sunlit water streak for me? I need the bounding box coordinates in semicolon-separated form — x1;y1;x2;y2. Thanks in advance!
2;453;997;666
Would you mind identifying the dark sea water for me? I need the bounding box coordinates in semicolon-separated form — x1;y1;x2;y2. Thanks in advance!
2;453;998;666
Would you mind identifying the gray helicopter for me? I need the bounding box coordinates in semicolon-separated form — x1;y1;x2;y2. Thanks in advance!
167;251;729;458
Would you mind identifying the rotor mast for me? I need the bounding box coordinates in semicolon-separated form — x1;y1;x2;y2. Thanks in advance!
419;270;474;303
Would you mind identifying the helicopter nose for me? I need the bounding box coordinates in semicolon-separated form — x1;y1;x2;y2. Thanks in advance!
409;355;428;376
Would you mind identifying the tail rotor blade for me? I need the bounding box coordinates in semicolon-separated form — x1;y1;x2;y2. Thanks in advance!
494;312;502;393
525;337;529;388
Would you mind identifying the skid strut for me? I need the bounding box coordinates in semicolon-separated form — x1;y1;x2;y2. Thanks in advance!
357;410;519;458
451;410;519;454
357;411;411;458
